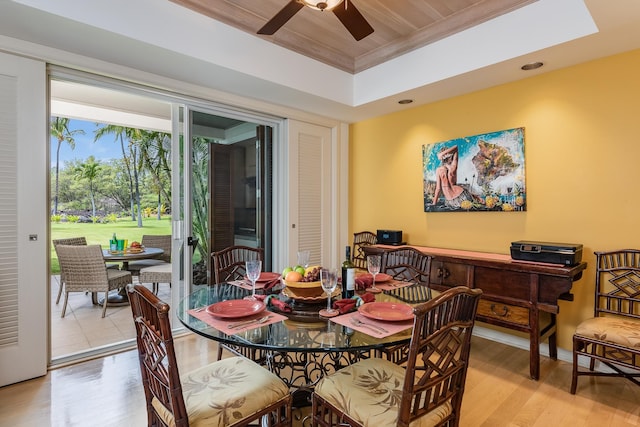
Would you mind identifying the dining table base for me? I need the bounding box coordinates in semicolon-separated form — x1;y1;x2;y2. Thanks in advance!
265;347;372;408
93;288;130;306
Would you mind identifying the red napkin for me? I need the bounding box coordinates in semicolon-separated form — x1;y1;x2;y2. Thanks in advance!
263;277;281;290
354;275;373;290
333;293;375;314
255;294;292;313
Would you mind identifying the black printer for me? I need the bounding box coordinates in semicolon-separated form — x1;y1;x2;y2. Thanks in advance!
510;240;583;266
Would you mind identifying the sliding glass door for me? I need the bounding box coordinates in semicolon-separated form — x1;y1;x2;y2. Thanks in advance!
177;107;273;302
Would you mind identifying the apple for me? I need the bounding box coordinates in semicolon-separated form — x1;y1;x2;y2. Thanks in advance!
294;266;306;275
282;266;293;277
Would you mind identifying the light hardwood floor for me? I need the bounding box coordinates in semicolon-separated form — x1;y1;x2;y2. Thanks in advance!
1;333;638;427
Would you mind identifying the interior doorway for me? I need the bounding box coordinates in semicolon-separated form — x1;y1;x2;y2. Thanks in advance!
186;110;273;289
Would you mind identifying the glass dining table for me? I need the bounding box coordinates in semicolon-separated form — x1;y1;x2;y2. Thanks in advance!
177;281;431;408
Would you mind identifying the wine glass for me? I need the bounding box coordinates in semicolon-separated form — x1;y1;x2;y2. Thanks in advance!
366;255;382;293
244;260;262;300
319;268;338;317
297;250;310;268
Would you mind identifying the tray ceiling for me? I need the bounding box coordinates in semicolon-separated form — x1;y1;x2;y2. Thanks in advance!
170;0;537;74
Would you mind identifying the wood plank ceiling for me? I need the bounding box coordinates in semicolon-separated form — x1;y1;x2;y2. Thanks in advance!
170;0;538;74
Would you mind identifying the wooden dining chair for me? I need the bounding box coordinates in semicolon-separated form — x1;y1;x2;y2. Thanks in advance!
128;284;292;427
571;249;640;394
382;246;433;297
211;245;265;361
211;245;264;284
352;231;377;270
311;286;482;427
55;244;132;318
376;247;435;364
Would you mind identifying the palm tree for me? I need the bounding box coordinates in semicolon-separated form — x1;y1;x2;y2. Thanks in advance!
73;156;101;218
94;125;144;226
50;117;84;215
139;130;171;219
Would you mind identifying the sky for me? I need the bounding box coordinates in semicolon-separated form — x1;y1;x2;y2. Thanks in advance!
51;118;121;169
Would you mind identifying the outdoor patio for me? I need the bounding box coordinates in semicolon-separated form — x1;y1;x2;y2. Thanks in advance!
50;274;172;360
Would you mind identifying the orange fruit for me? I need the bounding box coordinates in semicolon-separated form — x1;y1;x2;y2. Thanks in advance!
285;271;303;282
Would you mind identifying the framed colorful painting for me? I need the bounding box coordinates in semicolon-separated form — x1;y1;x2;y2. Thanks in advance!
423;127;526;212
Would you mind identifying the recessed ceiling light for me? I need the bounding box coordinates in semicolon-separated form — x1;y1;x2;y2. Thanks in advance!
398;99;413;105
521;61;544;71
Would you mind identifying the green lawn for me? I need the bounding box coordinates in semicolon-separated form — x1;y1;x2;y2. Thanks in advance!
51;217;172;273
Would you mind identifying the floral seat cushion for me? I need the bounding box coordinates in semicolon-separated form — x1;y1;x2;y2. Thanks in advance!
575;316;640;348
314;358;452;427
152;356;290;427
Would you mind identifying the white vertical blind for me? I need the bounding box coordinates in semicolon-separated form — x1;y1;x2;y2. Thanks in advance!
0;74;19;348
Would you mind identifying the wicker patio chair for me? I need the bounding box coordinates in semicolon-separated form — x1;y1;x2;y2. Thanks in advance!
211;245;265;362
128;284;292;427
570;249;640;394
352;231;377;270
139;263;172;294
56;244;132;318
52;236;87;305
126;234;171;275
311;286;482;427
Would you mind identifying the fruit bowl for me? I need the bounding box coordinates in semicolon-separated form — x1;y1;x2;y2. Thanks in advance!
283;280;323;297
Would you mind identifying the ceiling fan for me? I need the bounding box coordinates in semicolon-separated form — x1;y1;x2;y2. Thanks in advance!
258;0;374;41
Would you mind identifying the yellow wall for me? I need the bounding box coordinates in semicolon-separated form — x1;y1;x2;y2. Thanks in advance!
350;48;640;351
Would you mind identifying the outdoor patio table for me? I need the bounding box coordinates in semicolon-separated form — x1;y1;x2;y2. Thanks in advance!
99;247;165;305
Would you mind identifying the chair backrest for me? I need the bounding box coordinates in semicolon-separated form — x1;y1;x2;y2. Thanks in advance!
55;244;110;292
53;237;88;281
141;234;172;263
398;286;482;427
352;231;377;269
382;247;432;285
53;236;87;247
211;245;264;284
594;250;640;320
128;284;189;427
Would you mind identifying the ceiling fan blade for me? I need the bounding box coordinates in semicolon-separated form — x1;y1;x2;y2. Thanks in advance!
332;1;374;41
258;0;305;35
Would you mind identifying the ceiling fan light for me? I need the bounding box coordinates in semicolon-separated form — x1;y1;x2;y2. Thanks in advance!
302;0;344;11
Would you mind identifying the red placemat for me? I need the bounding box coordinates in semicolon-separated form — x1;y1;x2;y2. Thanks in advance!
330;311;413;338
188;308;287;334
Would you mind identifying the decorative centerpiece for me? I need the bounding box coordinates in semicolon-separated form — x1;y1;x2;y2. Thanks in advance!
281;265;325;299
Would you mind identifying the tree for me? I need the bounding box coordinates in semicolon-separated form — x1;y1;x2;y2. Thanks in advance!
73;156;102;217
50;117;84;215
94;125;144;226
191;136;210;262
139;130;171;219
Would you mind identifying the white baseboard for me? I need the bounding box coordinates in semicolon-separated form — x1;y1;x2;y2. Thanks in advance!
472;325;573;364
472;326;616;372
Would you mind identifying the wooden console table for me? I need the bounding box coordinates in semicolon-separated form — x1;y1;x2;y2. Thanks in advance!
365;244;587;380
